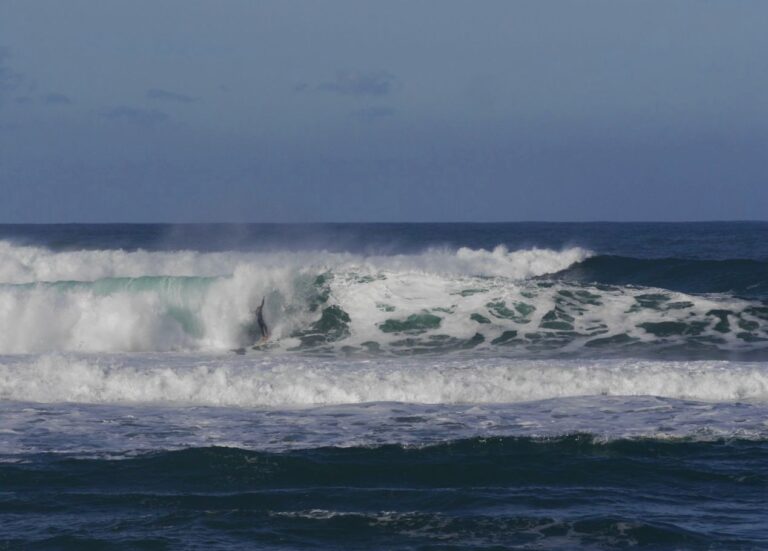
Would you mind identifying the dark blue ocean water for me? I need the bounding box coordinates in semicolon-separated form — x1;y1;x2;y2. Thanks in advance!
0;223;766;550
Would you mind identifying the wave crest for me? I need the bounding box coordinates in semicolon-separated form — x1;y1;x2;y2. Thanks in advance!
0;241;590;284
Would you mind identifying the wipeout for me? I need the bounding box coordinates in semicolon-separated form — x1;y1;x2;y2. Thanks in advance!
0;241;766;355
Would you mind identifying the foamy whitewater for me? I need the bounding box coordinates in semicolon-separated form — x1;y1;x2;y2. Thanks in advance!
1;223;767;550
0;242;593;353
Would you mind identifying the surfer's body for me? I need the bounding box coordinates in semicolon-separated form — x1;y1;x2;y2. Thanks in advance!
233;297;270;353
254;297;269;343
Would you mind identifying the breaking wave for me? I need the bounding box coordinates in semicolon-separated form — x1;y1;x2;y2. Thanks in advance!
0;241;766;356
0;241;588;284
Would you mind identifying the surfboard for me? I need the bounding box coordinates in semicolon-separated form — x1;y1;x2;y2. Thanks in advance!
231;336;275;354
251;337;275;350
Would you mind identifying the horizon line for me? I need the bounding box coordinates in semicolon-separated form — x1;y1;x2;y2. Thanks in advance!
0;220;766;225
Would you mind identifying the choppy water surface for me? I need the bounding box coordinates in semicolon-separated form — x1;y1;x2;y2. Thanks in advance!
0;223;766;550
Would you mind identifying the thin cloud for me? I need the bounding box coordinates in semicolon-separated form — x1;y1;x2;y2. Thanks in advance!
354;106;396;121
101;106;169;126
315;71;395;97
44;93;72;105
0;49;23;104
146;88;196;103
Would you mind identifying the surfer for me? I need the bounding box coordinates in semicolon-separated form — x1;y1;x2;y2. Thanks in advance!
253;297;269;343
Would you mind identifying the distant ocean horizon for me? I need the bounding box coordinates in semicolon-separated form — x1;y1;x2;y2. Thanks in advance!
1;222;766;549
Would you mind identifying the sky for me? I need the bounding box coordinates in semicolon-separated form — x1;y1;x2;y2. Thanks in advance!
0;0;766;222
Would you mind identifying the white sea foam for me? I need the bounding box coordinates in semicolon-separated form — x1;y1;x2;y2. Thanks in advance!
3;396;766;456
0;266;300;353
0;242;598;353
0;258;762;354
0;241;764;355
0;354;766;407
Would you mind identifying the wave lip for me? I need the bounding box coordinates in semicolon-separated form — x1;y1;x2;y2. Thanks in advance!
388;245;593;279
1;355;767;407
0;241;590;284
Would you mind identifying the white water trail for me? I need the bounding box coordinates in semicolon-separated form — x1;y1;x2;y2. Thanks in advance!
0;354;766;407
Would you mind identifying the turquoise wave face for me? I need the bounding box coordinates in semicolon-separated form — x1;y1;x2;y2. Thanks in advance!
1;274;217;294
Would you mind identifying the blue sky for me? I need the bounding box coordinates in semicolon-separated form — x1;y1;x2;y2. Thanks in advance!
0;1;766;222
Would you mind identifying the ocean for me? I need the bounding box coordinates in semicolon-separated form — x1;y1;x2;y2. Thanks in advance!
0;222;766;550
